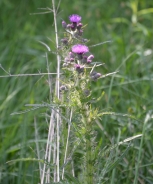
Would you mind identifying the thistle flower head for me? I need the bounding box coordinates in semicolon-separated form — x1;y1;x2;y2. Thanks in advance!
72;44;89;54
69;14;82;23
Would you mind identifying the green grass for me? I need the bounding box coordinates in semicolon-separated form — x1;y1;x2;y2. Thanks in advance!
0;0;153;183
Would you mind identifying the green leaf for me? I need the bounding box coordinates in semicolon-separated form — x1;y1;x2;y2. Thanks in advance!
138;8;153;16
111;18;130;25
6;158;46;164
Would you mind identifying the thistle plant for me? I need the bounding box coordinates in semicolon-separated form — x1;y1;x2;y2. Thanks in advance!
59;14;102;184
8;10;142;184
48;13;142;184
1;0;152;182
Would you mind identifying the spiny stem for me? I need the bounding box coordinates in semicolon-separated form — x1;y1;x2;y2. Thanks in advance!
83;105;94;184
86;135;93;184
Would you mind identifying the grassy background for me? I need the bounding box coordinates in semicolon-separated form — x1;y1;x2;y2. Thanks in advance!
0;0;153;183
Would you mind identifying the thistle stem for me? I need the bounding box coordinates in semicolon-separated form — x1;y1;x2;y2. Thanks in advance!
86;133;93;184
83;105;94;184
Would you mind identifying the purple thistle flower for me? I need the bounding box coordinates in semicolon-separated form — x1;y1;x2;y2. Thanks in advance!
72;44;89;54
69;14;82;23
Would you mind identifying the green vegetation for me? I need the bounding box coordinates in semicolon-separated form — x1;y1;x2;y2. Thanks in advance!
0;0;153;183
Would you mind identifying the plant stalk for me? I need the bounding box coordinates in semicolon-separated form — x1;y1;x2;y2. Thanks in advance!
52;0;61;182
84;105;94;184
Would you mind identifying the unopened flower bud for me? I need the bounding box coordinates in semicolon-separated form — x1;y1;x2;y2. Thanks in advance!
64;57;70;62
66;24;71;29
77;23;83;30
82;39;89;43
63;61;69;67
69;52;75;58
90;72;102;80
87;55;94;63
78;29;83;36
60;85;67;92
61;38;68;45
74;64;84;73
83;89;90;96
75;64;81;69
95;73;101;78
69;52;75;62
62;21;67;28
70;24;76;31
82;55;88;63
